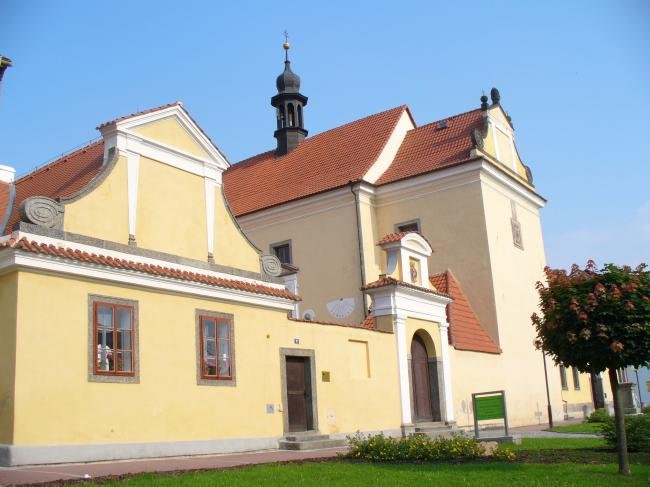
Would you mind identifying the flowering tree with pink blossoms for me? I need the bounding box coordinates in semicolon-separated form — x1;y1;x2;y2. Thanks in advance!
532;261;650;475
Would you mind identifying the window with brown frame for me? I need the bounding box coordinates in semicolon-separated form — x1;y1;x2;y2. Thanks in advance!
93;301;135;376
199;314;233;381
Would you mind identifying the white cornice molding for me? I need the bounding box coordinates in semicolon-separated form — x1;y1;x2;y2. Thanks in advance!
479;161;546;209
0;250;294;311
365;285;451;323
362;110;414;184
100;105;228;183
9;231;286;290
237;187;355;231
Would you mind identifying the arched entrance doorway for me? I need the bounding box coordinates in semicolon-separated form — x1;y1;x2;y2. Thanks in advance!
410;333;441;422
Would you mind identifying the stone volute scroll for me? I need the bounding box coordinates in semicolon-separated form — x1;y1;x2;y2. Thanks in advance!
260;254;282;278
19;196;64;229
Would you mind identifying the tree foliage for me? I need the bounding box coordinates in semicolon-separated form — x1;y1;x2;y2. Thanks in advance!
532;262;650;373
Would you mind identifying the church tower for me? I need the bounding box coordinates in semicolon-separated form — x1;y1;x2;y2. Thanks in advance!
271;37;308;156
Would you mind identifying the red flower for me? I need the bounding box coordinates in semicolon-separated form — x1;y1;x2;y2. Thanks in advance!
610;341;624;353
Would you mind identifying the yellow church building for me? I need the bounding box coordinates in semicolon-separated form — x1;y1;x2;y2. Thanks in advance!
0;48;599;466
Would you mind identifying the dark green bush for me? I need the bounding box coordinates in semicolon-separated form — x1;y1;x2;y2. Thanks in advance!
345;432;492;462
642;405;650;416
601;414;650;451
587;408;610;423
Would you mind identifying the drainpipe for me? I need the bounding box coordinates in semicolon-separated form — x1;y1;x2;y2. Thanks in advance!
350;182;368;317
541;349;554;428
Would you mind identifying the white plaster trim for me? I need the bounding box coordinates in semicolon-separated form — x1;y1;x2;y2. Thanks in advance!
101;104;229;170
0;164;15;183
363;110;414;184
0;250;295;311
375;159;544;209
395;315;412;425
490;120;500;161
367;286;451;323
126;152;140;237
204;178;216;255
439;321;454;422
237;187;354;232
9;231;286;290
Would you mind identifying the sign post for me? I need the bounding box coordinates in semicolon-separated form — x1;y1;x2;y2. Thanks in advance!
472;390;509;439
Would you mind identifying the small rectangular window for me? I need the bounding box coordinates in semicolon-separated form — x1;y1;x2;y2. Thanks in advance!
89;295;139;383
196;310;236;386
559;365;568;390
572;367;580;390
271;240;292;264
396;219;420;233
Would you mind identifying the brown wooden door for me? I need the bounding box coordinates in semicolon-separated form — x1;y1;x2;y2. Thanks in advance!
411;335;433;422
286;356;312;432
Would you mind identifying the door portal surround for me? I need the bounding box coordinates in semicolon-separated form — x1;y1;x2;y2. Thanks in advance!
279;348;319;434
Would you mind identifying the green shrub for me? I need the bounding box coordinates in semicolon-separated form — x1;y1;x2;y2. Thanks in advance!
587;408;610;423
345;432;487;462
642;405;650;416
601;414;650;451
492;445;517;461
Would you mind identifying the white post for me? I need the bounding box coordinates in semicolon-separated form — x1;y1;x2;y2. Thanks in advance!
395;314;412;425
439;321;455;422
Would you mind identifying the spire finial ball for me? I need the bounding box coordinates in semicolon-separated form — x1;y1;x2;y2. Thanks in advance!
283;42;290;50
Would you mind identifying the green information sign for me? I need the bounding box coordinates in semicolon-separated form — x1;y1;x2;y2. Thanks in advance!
475;394;505;421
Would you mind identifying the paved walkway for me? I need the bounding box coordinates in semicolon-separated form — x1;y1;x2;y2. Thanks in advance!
0;421;599;486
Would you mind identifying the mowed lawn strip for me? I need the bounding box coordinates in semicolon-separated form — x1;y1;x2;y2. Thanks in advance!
548;423;604;434
85;462;650;487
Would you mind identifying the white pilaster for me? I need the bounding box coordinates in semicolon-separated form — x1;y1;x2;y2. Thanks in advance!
395;314;412;425
204;178;217;259
126;152;140;240
439;321;455;422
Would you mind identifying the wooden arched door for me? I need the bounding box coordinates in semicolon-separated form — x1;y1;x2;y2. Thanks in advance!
411;334;433;422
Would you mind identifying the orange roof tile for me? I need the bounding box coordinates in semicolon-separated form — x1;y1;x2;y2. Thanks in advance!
3;141;105;234
0;237;299;301
376;230;432;248
96;101;182;129
429;271;501;354
288;315;385;332
223;106;408;216
376;109;484;185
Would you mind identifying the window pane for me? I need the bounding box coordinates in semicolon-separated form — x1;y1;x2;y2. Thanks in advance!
203;319;216;338
97;330;114;349
96;343;113;371
118;330;131;350
273;244;291;264
97;305;113;329
117;307;132;330
217;322;229;339
205;339;216;357
398;222;419;232
117;351;132;372
218;339;230;377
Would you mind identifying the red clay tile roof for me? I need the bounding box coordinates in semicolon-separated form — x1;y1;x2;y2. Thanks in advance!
0;237;299;301
377;231;411;245
96;101;182;129
362;276;451;299
223;106;408;217
376;109;484;185
429;271;501;354
3;141;105;234
288;315;387;333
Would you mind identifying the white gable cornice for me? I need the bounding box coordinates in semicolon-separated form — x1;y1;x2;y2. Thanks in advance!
99;104;229;179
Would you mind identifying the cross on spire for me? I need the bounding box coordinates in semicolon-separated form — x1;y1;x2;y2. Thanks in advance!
283;30;290;61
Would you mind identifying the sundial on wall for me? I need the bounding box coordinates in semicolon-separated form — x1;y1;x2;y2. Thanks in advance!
326;297;356;319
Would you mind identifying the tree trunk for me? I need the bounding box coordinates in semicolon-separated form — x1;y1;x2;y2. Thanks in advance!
608;368;630;475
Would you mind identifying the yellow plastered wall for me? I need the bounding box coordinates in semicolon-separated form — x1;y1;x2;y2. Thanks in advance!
132;117;210;160
482;107;529;180
213;190;260;273
479;180;565;423
11;270;400;445
375;179;500;342
136;156;208;260
63;155;130;244
240;194;364;323
0;272;18;443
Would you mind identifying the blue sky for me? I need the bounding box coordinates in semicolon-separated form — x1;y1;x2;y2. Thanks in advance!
1;0;648;269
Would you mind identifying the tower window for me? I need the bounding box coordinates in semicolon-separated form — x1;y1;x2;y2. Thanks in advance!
287;103;295;127
395;219;420;233
297;105;303;128
271;240;292;264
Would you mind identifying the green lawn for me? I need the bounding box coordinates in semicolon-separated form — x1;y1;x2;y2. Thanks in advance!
85;438;650;486
87;462;650;486
549;422;603;434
